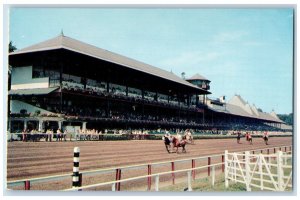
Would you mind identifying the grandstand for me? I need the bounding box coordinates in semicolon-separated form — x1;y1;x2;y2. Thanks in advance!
8;33;290;136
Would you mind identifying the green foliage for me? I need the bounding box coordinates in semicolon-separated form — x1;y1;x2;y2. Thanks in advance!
278;113;293;125
9;41;17;53
34;110;41;116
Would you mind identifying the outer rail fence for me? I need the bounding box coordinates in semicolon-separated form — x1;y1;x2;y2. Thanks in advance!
64;163;223;191
7;145;292;191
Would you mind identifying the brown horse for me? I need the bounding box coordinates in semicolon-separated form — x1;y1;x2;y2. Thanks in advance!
163;136;187;153
172;136;187;153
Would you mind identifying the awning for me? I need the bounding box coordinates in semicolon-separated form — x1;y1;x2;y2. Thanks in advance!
8;87;59;95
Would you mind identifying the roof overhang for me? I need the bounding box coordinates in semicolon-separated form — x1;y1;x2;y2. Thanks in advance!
8;87;59;95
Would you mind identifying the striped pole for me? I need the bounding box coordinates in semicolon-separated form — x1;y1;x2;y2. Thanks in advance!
115;169;122;191
72;147;80;189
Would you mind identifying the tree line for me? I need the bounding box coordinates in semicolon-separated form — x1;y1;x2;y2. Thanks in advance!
278;113;293;125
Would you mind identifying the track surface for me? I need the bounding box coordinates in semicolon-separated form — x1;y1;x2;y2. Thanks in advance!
7;137;292;182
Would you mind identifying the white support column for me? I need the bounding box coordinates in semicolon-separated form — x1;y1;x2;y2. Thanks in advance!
225;150;229;188
58;121;62;130
245;151;251;191
38;120;43;132
82;122;87;132
277;151;283;191
24;120;27;130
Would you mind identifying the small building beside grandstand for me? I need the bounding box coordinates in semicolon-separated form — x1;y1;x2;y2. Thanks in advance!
7;34;290;138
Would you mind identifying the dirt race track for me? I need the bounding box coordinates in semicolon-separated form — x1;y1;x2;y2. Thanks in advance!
7;136;292;190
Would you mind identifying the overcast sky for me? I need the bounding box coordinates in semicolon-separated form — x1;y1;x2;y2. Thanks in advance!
9;7;294;114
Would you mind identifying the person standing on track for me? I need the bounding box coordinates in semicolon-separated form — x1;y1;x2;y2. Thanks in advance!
237;131;241;144
263;131;269;145
248;132;253;145
22;128;27;142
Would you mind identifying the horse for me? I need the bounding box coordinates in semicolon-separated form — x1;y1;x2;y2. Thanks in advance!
172;136;187;153
163;135;187;153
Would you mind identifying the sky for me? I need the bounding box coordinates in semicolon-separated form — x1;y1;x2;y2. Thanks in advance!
9;7;294;114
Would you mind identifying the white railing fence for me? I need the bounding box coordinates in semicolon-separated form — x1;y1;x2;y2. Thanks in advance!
64;163;222;191
225;150;292;191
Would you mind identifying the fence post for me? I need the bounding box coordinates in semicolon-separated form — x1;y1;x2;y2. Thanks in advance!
72;147;80;189
208;157;211;176
284;153;288;165
234;154;237;183
24;180;30;190
259;154;263;190
267;149;270;163
212;166;215;187
171;162;175;185
225;150;229;188
148;164;152;191
115;169;119;190
111;183;115;191
245;151;251;191
192;159;196;180
155;175;160;191
222;155;225;173
187;171;192;191
277;151;283;191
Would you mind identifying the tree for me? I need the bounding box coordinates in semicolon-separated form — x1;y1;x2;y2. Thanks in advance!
181;72;186;80
278;113;293;125
9;41;17;53
8;41;17;92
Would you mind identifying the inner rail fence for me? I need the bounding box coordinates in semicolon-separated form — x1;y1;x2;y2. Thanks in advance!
225;149;292;191
7;145;292;191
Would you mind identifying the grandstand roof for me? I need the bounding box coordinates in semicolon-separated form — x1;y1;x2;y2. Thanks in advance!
226;95;283;123
10;34;209;94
